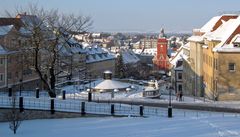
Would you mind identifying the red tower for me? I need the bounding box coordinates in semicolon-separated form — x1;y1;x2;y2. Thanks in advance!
153;29;169;71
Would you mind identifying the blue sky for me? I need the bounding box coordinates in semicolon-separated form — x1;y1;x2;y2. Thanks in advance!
1;0;240;32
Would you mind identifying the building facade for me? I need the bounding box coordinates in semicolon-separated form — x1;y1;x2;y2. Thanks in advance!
152;29;169;72
184;14;240;100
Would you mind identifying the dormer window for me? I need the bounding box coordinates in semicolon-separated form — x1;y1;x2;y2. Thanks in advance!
234;44;240;47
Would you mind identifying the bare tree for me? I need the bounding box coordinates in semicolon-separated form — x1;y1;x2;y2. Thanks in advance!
4;94;24;134
5;3;92;97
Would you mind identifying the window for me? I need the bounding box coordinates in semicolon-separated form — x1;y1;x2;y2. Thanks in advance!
234;44;240;47
178;85;182;92
0;58;4;65
0;74;4;81
178;73;182;80
229;63;236;72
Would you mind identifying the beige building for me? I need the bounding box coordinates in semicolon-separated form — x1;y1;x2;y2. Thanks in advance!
203;16;240;100
139;38;158;49
183;14;238;97
184;14;240;100
0;16;41;90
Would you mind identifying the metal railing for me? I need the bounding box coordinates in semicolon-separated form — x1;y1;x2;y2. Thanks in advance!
0;96;239;118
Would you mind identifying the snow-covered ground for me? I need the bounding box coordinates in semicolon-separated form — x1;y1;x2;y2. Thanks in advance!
1;115;240;137
1;81;240;137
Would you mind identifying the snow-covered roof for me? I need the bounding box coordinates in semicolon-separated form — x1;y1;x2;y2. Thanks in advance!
18;14;42;28
169;46;183;66
174;65;183;71
187;35;203;42
94;79;130;90
58;37;86;56
181;54;189;62
170;52;177;57
58;44;72;56
132;48;156;56
85;45;115;63
19;27;32;35
182;42;190;50
0;25;13;36
120;49;140;64
213;44;240;52
207;16;240;52
231;34;240;43
204;17;240;42
0;45;8;55
200;16;221;33
202;45;208;49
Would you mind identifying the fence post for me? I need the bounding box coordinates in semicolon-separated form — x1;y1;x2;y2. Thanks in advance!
36;88;39;98
50;99;55;114
8;87;12;97
62;90;66;100
19;97;24;112
111;104;114;115
140;105;144;116
81;102;85;115
168;106;172;118
88;92;92;102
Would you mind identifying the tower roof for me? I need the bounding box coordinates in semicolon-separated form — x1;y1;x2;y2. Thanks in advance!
159;28;166;38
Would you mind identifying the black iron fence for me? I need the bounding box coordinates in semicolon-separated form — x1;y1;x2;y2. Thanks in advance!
0;96;239;118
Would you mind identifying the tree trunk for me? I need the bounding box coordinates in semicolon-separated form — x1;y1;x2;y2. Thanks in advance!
49;67;56;98
34;48;56;98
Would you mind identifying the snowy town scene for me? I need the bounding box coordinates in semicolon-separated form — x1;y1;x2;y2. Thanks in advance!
1;0;240;137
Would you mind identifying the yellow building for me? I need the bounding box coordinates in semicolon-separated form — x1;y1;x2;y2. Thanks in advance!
183;14;239;100
203;16;240;100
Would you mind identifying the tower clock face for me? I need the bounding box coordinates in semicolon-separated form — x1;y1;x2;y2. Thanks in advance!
160;45;163;47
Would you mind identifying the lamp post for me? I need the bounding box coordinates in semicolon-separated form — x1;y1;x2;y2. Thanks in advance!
87;88;92;102
88;73;92;102
203;82;206;102
168;85;172;118
214;79;218;101
191;76;195;102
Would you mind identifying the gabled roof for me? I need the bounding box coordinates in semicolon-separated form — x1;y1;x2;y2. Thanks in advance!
169;45;183;67
209;16;240;52
189;15;238;42
213;34;240;52
204;17;240;42
16;14;41;27
200;14;238;33
213;44;240;52
200;16;222;33
0;18;22;29
119;48;140;64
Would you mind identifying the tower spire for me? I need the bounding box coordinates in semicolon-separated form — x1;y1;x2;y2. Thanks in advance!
159;28;166;38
